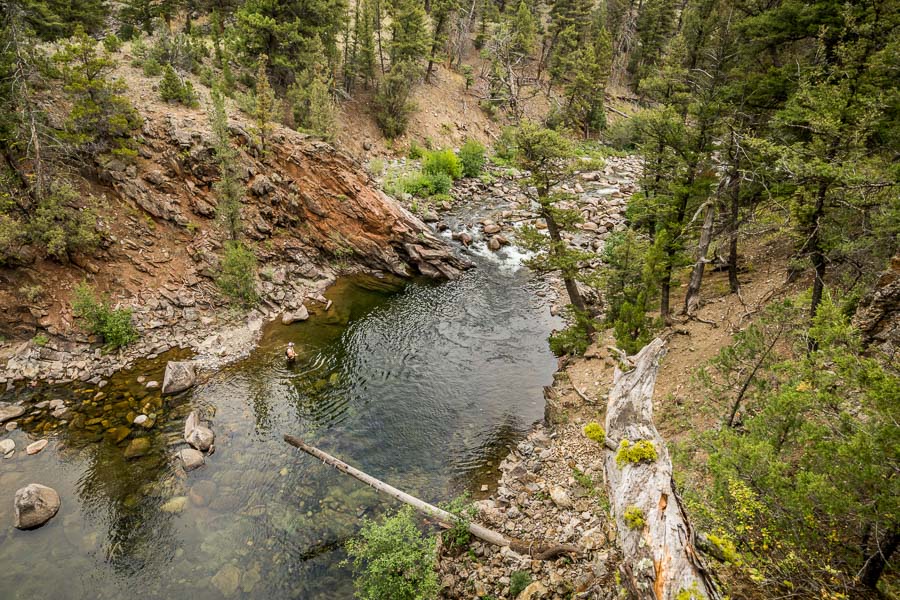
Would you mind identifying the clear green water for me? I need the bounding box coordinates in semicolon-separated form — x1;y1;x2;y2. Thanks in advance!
0;256;560;599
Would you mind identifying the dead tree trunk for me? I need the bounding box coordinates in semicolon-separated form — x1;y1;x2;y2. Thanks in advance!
603;339;721;599
683;200;716;316
284;435;579;560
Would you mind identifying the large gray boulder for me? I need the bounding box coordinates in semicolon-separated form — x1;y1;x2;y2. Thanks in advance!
183;411;214;452
14;483;61;529
162;361;197;396
281;305;309;325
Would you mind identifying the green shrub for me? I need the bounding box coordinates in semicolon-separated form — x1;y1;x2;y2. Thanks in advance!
493;126;517;162
604;117;640;150
440;494;476;551
26;182;99;261
458;139;486;178
624;505;646;529
401;171;452;197
583;422;605;444
549;307;597;356
615;439;658;467
216;241;258;306
345;507;439;600
159;65;198;107
103;34;123;53
423;149;462;180
408;141;425;159
141;57;163;76
509;571;532;597
32;333;49;347
72;283;138;350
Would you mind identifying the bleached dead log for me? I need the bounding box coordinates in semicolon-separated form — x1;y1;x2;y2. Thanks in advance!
603;338;721;599
284;434;579;560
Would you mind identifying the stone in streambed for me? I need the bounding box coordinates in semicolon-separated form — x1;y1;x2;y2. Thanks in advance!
211;564;242;597
189;480;217;507
14;483;60;529
26;439;48;455
184;411;214;452
281;305;309;325
123;437;152;459
0;405;25;424
160;496;187;513
162;361;196;395
180;448;205;471
0;438;14;457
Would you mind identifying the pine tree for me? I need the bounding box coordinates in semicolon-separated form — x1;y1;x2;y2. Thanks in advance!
373;60;420;138
388;0;430;65
53;25;141;159
560;11;612;137
513;122;595;322
233;0;348;88
209;85;243;241
253;55;278;155
425;0;459;82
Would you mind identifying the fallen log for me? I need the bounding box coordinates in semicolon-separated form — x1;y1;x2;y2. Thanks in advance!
603;338;721;599
283;434;579;560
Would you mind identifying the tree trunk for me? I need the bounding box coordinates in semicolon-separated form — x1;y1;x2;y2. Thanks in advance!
660;271;672;325
727;180;740;294
542;207;592;326
603;339;721;599
283;435;579;560
683;201;716;315
860;527;899;589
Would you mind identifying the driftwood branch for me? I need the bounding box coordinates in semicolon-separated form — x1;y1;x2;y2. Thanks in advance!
283;434;579;560
603;339;722;599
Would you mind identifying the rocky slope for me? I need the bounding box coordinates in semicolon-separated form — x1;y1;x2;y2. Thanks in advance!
0;99;468;386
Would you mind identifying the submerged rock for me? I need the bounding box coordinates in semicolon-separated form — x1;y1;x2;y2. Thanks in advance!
160;496;187;513
180;448;204;471
25;439;48;455
211;564;242;597
0;438;14;457
184;411;214;452
123;437;152;459
162;361;197;395
14;483;60;529
189;480;217;507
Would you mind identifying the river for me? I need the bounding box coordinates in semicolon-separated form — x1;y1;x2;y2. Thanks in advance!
0;229;562;598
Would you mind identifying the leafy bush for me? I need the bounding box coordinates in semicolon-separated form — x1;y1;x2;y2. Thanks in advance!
604;117;640;150
458;139;486;178
583;422;605;444
103;34;123;53
493;126;518;162
141;57;163;76
615;439;658;467
32;333;49;347
26;182;99;261
440;494;476;551
549;307;597;356
422;149;462;180
509;571;532;597
345;507;439;600
407;141;425;159
216;241;258;306
159;65;198;106
400;171;452;197
72;283;138;350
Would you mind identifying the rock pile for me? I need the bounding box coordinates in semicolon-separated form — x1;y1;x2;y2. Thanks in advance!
437;423;622;599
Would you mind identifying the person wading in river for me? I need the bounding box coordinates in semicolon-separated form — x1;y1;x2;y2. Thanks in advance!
285;342;297;362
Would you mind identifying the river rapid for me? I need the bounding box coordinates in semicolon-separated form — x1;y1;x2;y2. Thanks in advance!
0;223;562;598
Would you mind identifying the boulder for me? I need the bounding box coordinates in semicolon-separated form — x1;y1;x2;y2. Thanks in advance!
281;305;310;325
488;237;501;251
483;223;501;234
517;581;548;600
184;411;215;452
0;405;25;424
14;483;60;529
179;448;205;471
550;485;573;508
161;361;196;395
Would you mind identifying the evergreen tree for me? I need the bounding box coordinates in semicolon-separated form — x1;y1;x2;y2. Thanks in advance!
209;85;243;241
253;54;278;155
288;63;338;140
388;0;429;65
373;60;420;138
233;0;348;87
53;25;142;159
514;122;595;322
425;0;459;82
560;11;612;137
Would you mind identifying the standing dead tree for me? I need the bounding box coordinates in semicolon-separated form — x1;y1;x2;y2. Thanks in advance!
603;339;721;599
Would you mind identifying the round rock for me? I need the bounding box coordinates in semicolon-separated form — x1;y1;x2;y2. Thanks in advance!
14;483;61;529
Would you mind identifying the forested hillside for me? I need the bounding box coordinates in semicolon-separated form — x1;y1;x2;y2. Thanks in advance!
0;0;897;598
